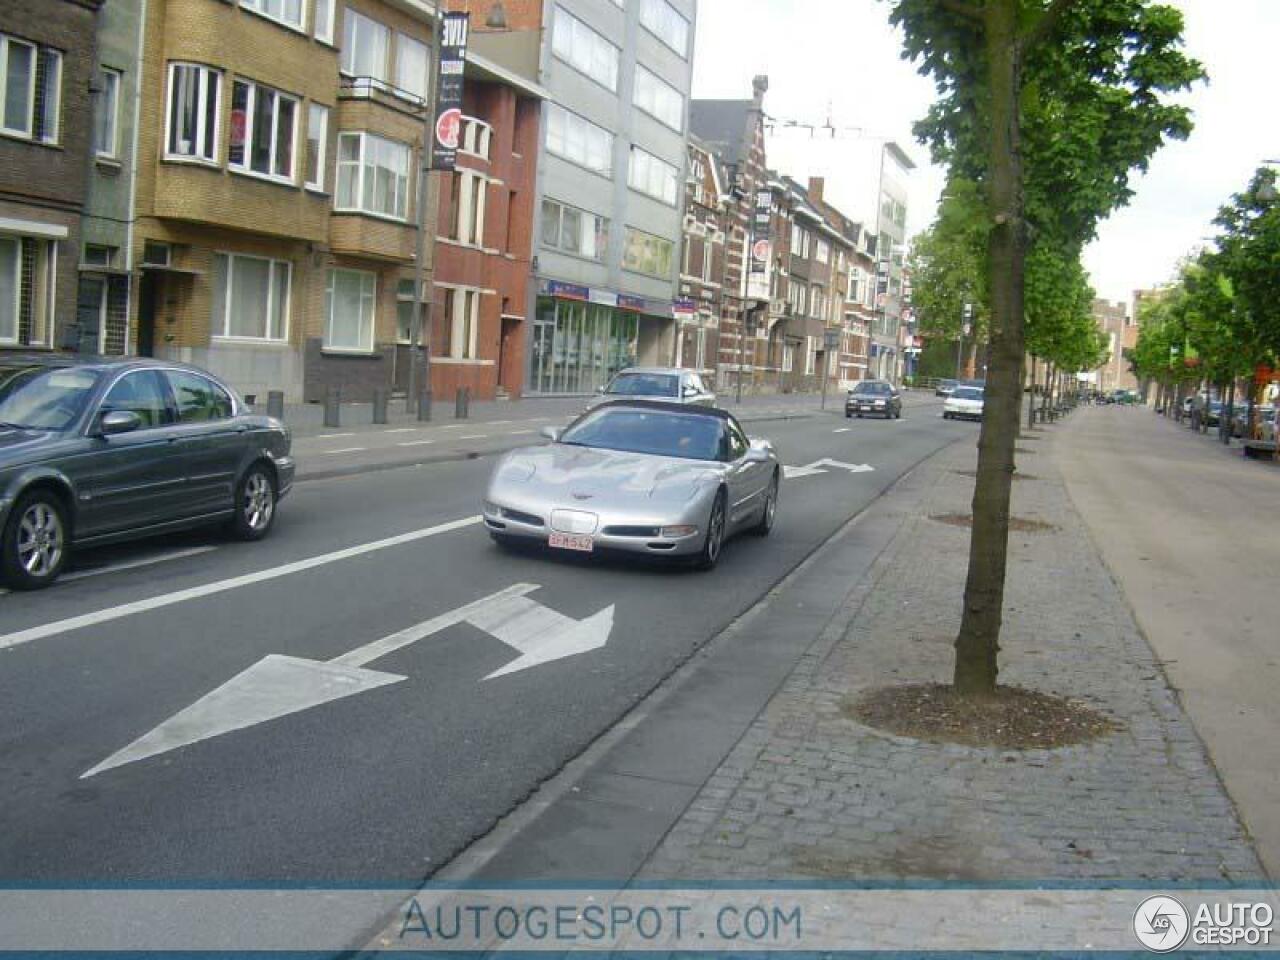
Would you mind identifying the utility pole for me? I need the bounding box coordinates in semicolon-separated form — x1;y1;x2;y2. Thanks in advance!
956;302;972;380
407;2;444;413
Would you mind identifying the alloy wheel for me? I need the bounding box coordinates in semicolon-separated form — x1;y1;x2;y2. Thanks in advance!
17;502;64;578
243;471;275;532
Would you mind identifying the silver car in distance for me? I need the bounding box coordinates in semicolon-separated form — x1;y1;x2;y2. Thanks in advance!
482;401;780;570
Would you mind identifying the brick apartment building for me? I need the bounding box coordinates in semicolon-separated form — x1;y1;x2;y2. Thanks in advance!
1093;297;1137;394
123;0;539;403
689;75;771;393
0;0;102;354
674;134;725;382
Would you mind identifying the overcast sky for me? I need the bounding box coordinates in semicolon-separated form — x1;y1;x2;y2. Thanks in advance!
692;0;1280;309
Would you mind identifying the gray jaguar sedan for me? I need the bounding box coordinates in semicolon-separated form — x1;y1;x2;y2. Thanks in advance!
0;355;294;590
483;401;779;569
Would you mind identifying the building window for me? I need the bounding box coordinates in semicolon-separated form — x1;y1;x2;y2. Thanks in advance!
0;235;55;347
639;0;689;57
552;6;618;91
142;241;171;266
336;131;410;219
241;0;305;31
314;0;334;43
395;33;428;101
545;102;612;176
628;146;678;205
541;198;608;261
1;35;35;138
340;8;390;84
305;102;328;190
449;170;487;245
396;278;420;344
211;253;290;341
633;64;683;132
781;342;793;373
804;337;816;376
166;63;221;163
83;244;114;267
229;79;297;182
1;36;61;144
0;235;19;344
325;268;375;352
623;227;674;279
815;238;830;264
441;287;479;360
702;238;713;282
93;67;121;158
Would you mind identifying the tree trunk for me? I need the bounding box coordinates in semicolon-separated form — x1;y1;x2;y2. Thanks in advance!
1028;355;1038;429
953;0;1023;697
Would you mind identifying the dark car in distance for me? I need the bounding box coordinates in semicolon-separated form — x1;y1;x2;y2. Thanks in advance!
0;355;294;589
846;380;902;419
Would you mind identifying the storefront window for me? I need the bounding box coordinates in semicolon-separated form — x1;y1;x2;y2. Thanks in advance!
531;297;640;394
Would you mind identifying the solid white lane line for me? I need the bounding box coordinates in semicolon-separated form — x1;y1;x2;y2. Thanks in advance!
458;435;487;441
0;515;483;652
834;428;852;433
382;428;419;434
397;440;435;447
322;447;366;455
318;432;356;439
510;430;536;436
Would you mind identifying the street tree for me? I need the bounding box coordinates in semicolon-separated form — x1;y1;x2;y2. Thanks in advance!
887;0;1203;695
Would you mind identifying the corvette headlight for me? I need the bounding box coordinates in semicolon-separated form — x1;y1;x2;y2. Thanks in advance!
661;525;699;538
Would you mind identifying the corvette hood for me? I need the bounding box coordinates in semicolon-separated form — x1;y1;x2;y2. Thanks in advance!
490;444;721;503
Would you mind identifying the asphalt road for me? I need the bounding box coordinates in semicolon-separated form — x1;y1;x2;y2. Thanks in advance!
0;393;964;883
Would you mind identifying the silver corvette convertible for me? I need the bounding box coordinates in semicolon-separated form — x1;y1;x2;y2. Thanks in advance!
482;401;780;569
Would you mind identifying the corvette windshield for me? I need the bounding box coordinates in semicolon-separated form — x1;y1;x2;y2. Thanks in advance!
560;408;725;461
0;366;101;431
606;373;680;397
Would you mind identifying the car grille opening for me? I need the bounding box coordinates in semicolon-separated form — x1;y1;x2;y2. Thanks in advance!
501;508;543;527
602;525;661;538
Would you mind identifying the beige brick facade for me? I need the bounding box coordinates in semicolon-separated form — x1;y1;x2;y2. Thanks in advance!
133;0;440;402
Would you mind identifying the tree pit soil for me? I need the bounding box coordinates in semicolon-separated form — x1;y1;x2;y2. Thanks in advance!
929;513;1058;533
844;682;1119;749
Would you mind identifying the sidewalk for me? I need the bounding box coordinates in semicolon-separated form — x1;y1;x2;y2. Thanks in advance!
250;390;850;438
1057;406;1280;878
441;420;1264;891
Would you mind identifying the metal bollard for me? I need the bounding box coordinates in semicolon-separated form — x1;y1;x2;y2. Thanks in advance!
455;386;470;419
417;389;433;422
266;390;284;420
372;388;388;424
323;387;341;428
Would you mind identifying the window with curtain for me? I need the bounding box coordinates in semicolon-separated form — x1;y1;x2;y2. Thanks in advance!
241;0;304;30
628;146;678;205
335;131;410;219
229;78;297;181
552;6;618;91
395;34;428;101
341;8;390;83
639;0;689;57
0;236;18;344
544;102;612;176
166;63;221;162
325;268;376;351
92;68;121;157
211;253;290;341
305;102;328;190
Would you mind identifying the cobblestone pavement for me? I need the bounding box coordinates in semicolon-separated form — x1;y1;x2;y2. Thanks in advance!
636;430;1266;884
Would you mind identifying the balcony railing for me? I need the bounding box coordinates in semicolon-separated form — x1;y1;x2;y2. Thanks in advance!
338;75;427;110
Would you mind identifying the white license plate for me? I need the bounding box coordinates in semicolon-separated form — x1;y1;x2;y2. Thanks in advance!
548;532;594;553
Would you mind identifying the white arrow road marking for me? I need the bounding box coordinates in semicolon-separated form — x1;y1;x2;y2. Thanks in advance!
0;515;482;653
783;458;876;480
82;583;613;778
468;595;614;680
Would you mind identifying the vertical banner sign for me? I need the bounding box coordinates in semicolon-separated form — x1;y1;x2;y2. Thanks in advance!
431;12;470;171
747;188;772;303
